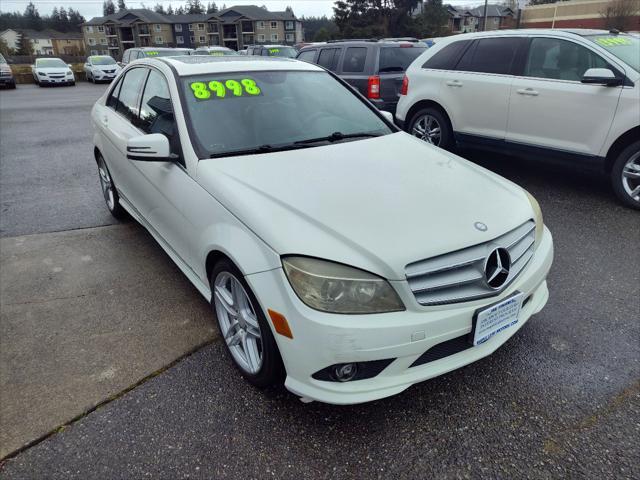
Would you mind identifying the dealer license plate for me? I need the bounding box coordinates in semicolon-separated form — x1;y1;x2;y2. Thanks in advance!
472;293;524;346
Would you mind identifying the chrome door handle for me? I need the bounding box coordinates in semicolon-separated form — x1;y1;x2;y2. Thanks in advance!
445;80;462;87
517;88;539;96
101;115;108;126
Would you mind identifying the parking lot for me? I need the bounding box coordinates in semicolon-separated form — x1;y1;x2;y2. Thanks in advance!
0;83;638;479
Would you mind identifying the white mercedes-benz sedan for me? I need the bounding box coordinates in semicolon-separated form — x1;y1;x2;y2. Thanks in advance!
91;56;553;405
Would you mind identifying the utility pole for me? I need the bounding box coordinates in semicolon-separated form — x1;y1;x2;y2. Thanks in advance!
483;0;489;31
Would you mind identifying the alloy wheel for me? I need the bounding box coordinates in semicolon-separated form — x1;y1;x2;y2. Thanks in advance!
97;157;115;211
621;151;640;203
411;114;441;146
214;271;263;374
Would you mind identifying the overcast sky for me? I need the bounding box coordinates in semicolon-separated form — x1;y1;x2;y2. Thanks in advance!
1;0;494;20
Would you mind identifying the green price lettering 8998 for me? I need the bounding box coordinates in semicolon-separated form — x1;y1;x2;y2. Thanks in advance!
190;79;262;100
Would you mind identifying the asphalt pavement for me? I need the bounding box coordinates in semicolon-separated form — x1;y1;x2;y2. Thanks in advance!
0;85;639;479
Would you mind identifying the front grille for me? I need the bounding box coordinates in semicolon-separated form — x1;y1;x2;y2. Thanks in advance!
50;75;64;78
410;335;472;367
103;69;115;73
406;220;535;306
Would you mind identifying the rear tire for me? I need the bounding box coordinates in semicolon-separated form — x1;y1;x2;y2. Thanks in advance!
408;107;454;150
211;259;285;388
611;140;640;210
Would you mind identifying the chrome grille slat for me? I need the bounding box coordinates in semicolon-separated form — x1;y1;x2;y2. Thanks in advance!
406;220;536;306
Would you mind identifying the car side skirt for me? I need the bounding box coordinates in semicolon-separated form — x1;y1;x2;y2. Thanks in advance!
454;133;607;174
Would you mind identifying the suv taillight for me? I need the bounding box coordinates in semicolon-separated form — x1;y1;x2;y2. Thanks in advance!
367;75;380;99
400;75;409;96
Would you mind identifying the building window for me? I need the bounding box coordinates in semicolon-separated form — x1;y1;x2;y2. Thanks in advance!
197;23;204;30
155;36;163;44
88;38;96;45
208;23;218;32
270;21;277;29
258;34;265;42
175;24;182;32
100;38;107;45
285;21;294;30
86;26;93;33
154;24;162;32
190;36;195;43
97;26;105;32
188;24;194;31
241;21;253;32
257;21;265;29
67;40;71;44
176;35;184;44
199;35;206;43
285;33;294;42
494;17;499;24
271;33;278;42
91;49;98;55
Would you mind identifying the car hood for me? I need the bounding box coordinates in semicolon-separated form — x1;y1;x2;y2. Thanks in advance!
196;133;534;280
36;67;69;74
92;65;118;71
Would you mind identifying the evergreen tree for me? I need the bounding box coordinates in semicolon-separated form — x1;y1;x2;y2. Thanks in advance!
187;0;205;14
23;2;43;30
176;5;185;14
167;4;174;14
68;9;86;30
117;0;127;12
154;3;166;13
207;2;218;13
16;32;34;55
104;0;116;15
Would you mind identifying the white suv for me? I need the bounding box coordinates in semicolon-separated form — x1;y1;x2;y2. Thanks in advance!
396;29;640;209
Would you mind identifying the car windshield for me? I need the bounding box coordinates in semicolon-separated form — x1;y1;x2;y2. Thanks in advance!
182;70;393;158
378;46;427;72
585;34;640;72
91;56;116;65
144;49;191;57
36;58;67;68
196;49;236;56
264;47;297;58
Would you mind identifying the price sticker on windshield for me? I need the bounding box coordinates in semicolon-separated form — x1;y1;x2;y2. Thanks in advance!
189;79;262;100
268;48;280;55
210;51;225;56
595;37;632;47
145;51;160;56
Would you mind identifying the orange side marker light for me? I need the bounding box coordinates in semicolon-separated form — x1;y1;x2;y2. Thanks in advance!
268;309;293;339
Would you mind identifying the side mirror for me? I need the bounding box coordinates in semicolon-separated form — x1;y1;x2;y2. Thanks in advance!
581;68;622;86
126;134;176;162
380;110;394;123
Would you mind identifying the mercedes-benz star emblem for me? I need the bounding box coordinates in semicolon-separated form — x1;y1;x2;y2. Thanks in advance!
484;247;511;289
474;222;488;232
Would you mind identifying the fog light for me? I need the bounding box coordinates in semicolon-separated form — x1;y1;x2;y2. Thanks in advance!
333;363;358;382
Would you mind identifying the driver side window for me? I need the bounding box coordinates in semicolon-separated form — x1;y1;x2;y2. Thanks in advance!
524;38;608;81
139;69;182;164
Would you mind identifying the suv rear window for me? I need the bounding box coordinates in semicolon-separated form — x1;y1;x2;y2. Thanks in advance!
379;46;426;72
342;47;367;72
422;40;471;70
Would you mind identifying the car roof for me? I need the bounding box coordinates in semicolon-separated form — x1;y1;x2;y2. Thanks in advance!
145;56;323;75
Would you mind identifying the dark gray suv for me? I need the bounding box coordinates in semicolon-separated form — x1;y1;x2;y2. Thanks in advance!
297;40;426;113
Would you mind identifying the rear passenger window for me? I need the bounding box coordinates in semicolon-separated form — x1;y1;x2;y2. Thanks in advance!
342;47;367;72
457;38;521;75
422;41;470;70
317;48;340;71
297;49;317;63
115;68;148;123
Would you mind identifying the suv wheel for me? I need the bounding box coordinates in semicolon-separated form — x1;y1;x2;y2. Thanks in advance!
409;108;453;150
612;140;640;210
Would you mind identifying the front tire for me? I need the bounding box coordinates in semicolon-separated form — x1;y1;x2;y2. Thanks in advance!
611;140;640;210
211;259;285;388
97;154;126;218
408;107;453;150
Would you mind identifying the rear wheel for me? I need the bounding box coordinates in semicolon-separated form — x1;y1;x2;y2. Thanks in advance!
408;107;453;150
211;259;285;388
97;154;126;218
611;140;640;210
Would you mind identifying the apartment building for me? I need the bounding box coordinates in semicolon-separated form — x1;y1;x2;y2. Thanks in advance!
0;28;86;55
82;5;303;58
442;4;516;33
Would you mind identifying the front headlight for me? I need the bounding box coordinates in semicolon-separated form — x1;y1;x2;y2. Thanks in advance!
67;70;73;75
37;71;46;76
282;256;405;314
525;191;544;248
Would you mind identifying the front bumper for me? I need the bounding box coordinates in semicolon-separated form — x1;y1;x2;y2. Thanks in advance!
92;71;117;81
0;76;15;85
246;226;553;405
39;76;74;85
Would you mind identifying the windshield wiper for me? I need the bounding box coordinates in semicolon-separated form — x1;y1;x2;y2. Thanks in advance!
209;143;313;159
294;131;383;146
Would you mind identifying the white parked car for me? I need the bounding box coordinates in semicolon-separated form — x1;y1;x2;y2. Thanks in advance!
193;46;237;56
84;55;121;83
91;56;553;404
31;57;75;86
396;29;640;209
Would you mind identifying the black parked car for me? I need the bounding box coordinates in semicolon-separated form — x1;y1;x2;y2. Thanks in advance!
296;40;426;113
246;45;298;58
